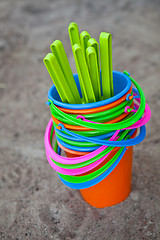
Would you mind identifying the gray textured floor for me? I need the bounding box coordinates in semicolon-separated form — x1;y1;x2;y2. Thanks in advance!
0;0;160;239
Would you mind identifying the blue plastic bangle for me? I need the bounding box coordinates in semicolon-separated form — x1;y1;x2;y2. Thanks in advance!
56;129;136;152
57;136;99;152
58;123;146;147
58;147;127;189
55;127;118;141
48;71;131;109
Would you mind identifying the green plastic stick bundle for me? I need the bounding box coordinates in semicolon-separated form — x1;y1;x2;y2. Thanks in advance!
44;22;115;105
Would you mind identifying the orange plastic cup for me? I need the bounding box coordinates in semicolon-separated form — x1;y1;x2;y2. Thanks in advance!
60;129;137;208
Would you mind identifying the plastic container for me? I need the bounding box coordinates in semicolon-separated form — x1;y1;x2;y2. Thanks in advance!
45;71;150;208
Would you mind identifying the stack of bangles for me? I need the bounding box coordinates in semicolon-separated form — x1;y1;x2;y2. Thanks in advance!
44;71;151;189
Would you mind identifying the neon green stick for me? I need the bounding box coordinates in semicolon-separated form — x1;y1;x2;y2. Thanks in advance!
50;40;81;103
87;38;100;73
86;47;101;101
99;32;113;99
68;22;85;102
43;53;77;103
72;44;96;103
87;38;102;100
68;22;80;46
80;31;91;60
108;34;114;96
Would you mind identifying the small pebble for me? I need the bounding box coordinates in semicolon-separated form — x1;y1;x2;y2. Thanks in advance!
130;191;139;201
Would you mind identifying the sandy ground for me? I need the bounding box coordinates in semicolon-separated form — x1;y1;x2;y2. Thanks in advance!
0;0;160;239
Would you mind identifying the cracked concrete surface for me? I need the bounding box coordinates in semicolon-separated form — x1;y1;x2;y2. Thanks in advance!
0;0;160;239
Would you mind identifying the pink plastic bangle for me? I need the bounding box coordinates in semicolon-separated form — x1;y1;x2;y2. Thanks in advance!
44;120;119;164
46;135;119;175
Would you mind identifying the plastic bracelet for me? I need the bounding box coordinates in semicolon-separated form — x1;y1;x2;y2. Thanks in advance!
47;129;137;178
55;129;124;147
50;99;133;124
45;119;124;164
51;102;134;132
55;127;119;141
78;100;151;131
54;100;150;152
47;146;124;179
55;130;131;152
57;122;146;147
47;122;135;172
48;71;131;109
51;97;133;120
56;132;100;148
47;127;124;171
52;110;133;131
57;137;99;151
55;98;150;150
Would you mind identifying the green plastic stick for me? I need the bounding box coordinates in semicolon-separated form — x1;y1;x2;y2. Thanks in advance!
68;22;85;102
87;38;102;100
50;40;81;103
72;44;96;103
86;47;101;101
80;31;91;60
43;53;77;103
108;34;114;96
87;38;100;73
68;22;80;46
99;32;113;99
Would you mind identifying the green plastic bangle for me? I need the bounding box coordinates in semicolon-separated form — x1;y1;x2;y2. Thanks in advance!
50;128;131;169
58;147;124;183
50;95;133;120
84;100;133;122
52;112;134;142
55;129;127;148
80;92;133;119
56;131;100;147
51;99;133;124
70;111;134;136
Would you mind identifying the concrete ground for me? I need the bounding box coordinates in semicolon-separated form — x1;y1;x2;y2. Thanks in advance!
0;0;160;239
